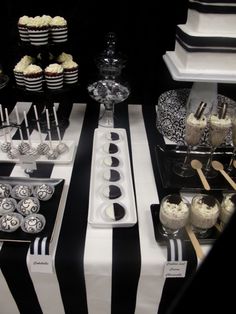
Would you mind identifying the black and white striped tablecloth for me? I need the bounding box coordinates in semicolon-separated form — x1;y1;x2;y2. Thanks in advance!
0;102;197;314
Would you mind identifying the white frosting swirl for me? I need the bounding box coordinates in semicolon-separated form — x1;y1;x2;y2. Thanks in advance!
23;64;43;75
62;60;78;69
186;112;207;128
45;63;64;73
210;114;231;127
57;52;73;63
50;16;67;26
14;55;34;72
27;16;49;28
18;15;30;26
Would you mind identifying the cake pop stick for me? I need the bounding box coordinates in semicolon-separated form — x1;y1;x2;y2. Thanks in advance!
45;108;58;160
33;105;49;155
23;110;38;156
15;106;30;154
53;105;69;154
5;108;19;159
0;104;11;152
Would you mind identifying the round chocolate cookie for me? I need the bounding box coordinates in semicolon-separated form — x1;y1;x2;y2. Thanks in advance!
103;169;120;182
0;183;12;198
102;185;122;199
104;203;126;221
103;143;118;154
106;131;120;141
103;156;120;167
34;184;54;201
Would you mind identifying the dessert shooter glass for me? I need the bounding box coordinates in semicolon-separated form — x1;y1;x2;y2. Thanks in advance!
227;106;236;173
159;194;190;237
220;193;236;229
204;103;232;178
173;98;210;177
190;194;220;238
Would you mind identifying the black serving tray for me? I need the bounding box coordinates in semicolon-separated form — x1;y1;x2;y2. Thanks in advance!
155;145;236;191
150;204;221;246
0;176;64;242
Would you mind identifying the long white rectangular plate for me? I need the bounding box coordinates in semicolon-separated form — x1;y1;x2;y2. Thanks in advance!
88;128;137;228
0;140;75;164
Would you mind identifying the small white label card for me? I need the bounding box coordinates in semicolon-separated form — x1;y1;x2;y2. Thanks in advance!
164;261;187;278
19;155;37;171
30;255;54;274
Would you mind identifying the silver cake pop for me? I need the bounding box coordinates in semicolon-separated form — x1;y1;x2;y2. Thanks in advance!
37;143;50;155
47;148;59;160
53;106;69;155
7;147;20;159
18;142;31;155
27;147;39;157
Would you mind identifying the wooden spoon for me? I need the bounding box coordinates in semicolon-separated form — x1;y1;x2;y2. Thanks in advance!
233;160;236;169
191;159;210;190
212;160;236;190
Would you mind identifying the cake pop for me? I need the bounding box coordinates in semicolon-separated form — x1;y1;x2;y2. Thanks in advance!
45;108;59;160
23;110;39;157
0;105;11;153
5;108;19;159
53;105;69;154
15;106;30;154
33;105;50;155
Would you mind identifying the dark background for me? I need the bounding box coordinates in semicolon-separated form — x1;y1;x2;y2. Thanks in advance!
1;0;235;105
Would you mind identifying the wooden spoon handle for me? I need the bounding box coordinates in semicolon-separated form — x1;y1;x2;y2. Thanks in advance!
197;168;211;190
220;169;236;190
185;225;205;261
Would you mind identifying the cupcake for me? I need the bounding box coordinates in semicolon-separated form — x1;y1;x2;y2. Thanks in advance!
13;55;34;87
18;15;30;42
57;52;73;64
50;16;68;43
44;63;64;89
23;64;43;91
61;60;79;84
27;16;49;46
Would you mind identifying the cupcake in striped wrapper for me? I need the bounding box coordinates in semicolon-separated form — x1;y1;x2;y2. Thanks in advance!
45;63;64;89
50;16;68;43
18;15;30;42
62;60;78;84
14;55;34;87
27;16;49;46
23;64;43;91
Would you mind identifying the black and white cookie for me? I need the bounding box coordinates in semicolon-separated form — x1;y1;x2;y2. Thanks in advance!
0;213;23;232
104;203;126;221
17;197;40;216
103;169;120;182
106;131;120;141
103;156;120;167
102;185;122;199
0;183;12;198
103;143;118;154
22;214;45;233
12;184;32;199
0;198;17;215
34;184;54;201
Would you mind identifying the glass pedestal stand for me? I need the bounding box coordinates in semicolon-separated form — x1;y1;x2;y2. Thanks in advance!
99;103;115;128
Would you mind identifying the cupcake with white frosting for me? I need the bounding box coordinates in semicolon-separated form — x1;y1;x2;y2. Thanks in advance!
50;16;68;43
18;15;31;42
62;60;78;84
27;16;49;46
23;64;43;91
44;63;64;89
14;55;34;87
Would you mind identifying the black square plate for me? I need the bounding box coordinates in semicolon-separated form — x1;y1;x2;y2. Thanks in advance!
150;204;221;246
0;176;64;242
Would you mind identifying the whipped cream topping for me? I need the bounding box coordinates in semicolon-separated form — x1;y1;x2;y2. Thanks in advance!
45;63;64;73
62;60;78;69
18;15;30;26
191;195;219;218
186;113;207;128
210;114;231;127
221;193;236;225
50;16;67;26
27;16;49;28
161;199;189;219
23;64;43;75
41;15;52;24
57;52;73;63
14;55;34;72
